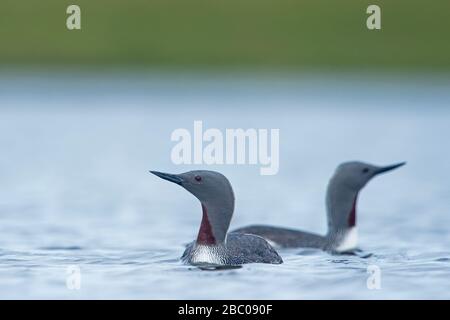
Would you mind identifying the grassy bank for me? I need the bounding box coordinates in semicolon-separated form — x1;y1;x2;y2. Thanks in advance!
0;0;449;70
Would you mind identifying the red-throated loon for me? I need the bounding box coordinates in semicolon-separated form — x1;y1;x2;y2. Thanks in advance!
150;170;283;267
233;161;405;254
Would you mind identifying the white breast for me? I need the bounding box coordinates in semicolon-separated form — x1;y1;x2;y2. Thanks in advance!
335;227;358;252
190;244;227;265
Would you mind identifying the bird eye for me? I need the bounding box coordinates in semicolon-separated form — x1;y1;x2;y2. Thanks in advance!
362;168;369;173
194;175;202;182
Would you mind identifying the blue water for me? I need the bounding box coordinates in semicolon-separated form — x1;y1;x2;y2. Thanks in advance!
0;71;449;299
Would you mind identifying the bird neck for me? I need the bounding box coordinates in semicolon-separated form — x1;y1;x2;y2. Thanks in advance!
324;176;360;252
196;200;233;246
325;177;359;236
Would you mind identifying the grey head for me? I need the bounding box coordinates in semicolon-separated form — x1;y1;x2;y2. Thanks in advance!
326;161;405;235
150;170;235;246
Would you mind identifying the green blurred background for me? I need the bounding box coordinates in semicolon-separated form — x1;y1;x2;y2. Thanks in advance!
0;0;449;71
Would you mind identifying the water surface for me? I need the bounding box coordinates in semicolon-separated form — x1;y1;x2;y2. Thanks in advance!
0;72;449;299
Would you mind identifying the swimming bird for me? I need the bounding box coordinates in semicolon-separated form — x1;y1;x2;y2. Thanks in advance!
233;161;405;253
150;170;283;267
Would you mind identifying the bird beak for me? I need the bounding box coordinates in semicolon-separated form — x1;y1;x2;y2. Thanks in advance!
375;162;406;175
150;171;184;185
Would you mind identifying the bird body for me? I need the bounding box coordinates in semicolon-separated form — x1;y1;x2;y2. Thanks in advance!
182;233;283;266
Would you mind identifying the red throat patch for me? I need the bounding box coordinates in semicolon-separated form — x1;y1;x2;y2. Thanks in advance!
196;204;216;245
348;193;358;227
